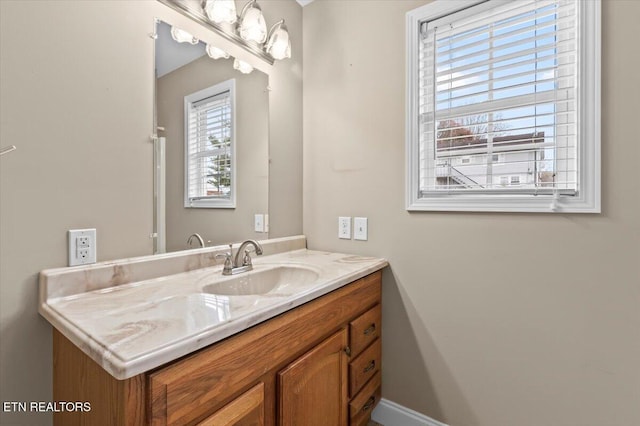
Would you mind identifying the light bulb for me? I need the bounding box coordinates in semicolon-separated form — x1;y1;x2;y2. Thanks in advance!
204;0;237;25
170;26;198;44
233;59;254;74
206;44;230;59
266;20;291;60
239;0;267;44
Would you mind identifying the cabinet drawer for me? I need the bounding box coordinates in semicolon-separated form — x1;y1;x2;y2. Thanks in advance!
197;382;264;426
349;372;381;426
349;304;381;358
349;338;381;397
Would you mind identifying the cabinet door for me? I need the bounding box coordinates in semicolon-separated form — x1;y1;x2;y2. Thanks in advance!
197;382;264;426
278;329;348;426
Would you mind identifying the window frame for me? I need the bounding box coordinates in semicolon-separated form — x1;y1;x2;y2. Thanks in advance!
184;79;236;209
405;0;601;213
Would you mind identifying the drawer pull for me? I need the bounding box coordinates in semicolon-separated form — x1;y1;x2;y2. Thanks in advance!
363;324;376;335
362;396;376;412
363;360;375;373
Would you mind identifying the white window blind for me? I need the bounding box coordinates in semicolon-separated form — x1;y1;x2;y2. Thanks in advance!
184;79;235;208
419;0;578;196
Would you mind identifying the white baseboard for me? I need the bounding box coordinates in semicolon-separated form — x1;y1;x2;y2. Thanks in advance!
371;398;449;426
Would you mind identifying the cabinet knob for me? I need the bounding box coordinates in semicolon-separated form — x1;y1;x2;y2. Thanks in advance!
363;324;376;335
344;346;352;357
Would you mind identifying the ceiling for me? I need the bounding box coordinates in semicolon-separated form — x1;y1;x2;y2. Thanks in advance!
155;21;206;78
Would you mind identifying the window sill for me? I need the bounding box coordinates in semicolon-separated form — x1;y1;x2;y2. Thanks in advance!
185;199;235;209
407;194;600;213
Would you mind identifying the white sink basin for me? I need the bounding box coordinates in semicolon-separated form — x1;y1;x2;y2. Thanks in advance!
201;266;319;296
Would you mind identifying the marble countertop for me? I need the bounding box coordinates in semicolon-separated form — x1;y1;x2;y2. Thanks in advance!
39;242;387;380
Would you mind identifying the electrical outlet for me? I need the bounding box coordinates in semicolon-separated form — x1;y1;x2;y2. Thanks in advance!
77;236;90;248
338;217;351;239
68;229;96;266
77;247;90;261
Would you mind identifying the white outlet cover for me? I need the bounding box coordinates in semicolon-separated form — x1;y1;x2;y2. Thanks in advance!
68;228;97;266
354;217;368;241
338;217;351;239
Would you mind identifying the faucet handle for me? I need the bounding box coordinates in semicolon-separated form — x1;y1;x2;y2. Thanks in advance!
241;250;253;267
215;252;230;261
215;246;233;275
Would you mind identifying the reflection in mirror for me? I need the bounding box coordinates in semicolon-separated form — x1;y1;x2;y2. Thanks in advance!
155;20;269;253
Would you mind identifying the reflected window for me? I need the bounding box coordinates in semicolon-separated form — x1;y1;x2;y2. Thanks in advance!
184;79;236;208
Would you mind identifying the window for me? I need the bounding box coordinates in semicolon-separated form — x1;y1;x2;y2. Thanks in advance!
184;79;236;208
406;0;600;212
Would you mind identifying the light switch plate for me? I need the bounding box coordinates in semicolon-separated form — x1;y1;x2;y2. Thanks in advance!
354;217;368;241
338;217;351;239
254;214;264;233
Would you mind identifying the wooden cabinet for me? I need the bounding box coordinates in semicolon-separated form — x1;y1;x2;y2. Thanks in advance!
53;270;383;426
349;372;381;426
349;304;381;357
278;329;348;426
346;305;382;425
198;383;265;426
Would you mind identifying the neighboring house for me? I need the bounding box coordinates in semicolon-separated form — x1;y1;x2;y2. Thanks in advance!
434;132;549;190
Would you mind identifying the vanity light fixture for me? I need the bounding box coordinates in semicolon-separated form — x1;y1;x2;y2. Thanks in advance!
170;26;198;44
238;0;267;44
204;0;237;24
206;44;230;59
233;58;254;74
265;20;291;60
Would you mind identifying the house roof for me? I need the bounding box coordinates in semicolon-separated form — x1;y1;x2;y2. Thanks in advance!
437;132;545;153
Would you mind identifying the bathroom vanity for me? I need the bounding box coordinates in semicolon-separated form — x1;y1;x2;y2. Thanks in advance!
40;236;386;425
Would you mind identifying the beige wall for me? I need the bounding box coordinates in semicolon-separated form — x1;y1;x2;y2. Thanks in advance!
157;55;269;251
303;1;640;425
265;2;304;239
0;1;302;425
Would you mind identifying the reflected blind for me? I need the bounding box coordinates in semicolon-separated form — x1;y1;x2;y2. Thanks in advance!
419;0;578;195
186;91;232;203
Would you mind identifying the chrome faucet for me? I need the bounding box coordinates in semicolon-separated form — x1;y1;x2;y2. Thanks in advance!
187;233;205;248
216;240;264;275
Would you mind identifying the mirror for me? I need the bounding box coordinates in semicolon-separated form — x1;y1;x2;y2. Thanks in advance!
154;20;269;253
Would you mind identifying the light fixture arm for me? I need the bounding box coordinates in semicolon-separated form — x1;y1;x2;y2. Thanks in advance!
267;19;286;41
239;0;260;20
